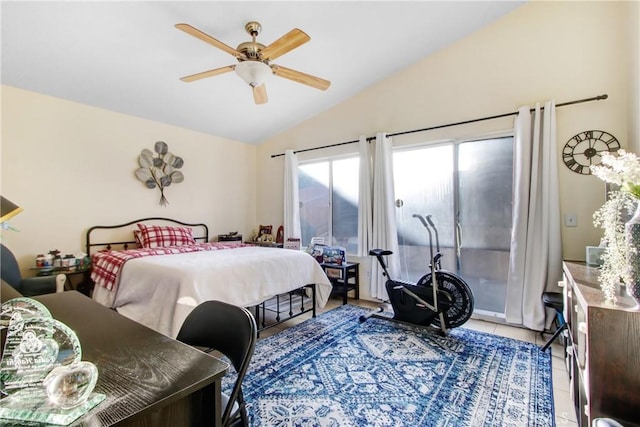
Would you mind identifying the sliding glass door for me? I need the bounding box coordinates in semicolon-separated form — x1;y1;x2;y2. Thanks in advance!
393;137;513;317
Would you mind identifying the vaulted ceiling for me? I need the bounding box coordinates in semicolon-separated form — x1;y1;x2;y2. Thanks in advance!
1;1;524;144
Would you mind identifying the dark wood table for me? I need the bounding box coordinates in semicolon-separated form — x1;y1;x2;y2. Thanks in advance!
1;286;229;426
321;262;360;305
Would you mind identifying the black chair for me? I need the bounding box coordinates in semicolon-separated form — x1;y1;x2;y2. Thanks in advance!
541;291;567;351
1;244;65;297
176;300;257;427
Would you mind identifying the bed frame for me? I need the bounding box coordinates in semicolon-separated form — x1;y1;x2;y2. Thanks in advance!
85;217;209;255
85;217;317;333
254;284;316;334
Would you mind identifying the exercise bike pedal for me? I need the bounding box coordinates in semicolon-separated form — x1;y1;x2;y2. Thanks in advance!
359;306;393;323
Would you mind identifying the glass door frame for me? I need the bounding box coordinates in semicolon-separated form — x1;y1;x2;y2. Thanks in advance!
392;131;514;319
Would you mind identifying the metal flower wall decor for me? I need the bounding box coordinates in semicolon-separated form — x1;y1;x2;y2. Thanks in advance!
135;141;184;206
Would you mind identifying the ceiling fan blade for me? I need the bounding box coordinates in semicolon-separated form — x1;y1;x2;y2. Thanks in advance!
176;23;245;59
260;29;310;61
180;65;235;82
271;65;330;90
253;84;268;104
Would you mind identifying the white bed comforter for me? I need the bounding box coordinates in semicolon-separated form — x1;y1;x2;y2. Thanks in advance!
92;247;332;337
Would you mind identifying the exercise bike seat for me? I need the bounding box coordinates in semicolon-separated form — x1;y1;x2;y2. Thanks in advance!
369;249;393;257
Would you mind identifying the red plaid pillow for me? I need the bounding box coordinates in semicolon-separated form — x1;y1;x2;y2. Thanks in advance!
136;224;196;248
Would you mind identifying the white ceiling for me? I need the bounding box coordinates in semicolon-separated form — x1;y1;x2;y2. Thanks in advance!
1;1;524;145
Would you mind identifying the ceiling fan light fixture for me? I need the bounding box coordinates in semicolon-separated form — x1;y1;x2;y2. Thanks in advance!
235;61;271;87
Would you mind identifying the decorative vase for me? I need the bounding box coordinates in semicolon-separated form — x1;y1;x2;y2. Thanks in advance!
624;201;640;307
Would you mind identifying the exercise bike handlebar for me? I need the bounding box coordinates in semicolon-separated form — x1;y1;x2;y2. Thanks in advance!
413;214;435;265
412;213;429;229
425;215;435;228
370;214;440;281
425;215;440;253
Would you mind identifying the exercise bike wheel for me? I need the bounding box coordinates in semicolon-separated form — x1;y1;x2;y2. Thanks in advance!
416;271;474;329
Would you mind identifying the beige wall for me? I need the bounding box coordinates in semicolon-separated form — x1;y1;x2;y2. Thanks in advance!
1;86;257;273
257;1;636;298
2;1;638;292
628;0;640;153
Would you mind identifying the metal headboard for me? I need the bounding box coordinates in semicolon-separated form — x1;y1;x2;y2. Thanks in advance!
86;217;209;255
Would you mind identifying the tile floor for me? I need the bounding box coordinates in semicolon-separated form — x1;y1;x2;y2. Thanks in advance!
259;296;577;426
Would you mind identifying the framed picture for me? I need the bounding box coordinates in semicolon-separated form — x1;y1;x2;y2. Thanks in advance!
257;225;272;239
284;238;300;250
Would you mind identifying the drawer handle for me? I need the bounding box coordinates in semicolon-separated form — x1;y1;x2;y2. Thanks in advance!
578;322;587;334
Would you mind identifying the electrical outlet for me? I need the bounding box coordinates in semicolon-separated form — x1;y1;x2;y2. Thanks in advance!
565;214;577;227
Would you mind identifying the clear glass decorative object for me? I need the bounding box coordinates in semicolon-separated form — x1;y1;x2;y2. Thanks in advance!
0;298;104;425
1;298;52;329
43;361;98;409
0;317;81;400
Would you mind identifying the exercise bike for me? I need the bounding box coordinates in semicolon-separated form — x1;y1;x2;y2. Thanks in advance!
365;214;474;335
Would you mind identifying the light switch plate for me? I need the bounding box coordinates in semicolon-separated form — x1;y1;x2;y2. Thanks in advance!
565;214;577;227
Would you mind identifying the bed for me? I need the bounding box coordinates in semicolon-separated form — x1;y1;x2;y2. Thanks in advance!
86;218;332;338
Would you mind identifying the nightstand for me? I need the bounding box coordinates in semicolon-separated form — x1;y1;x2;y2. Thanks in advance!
218;234;242;242
249;241;283;248
30;266;93;295
321;262;359;305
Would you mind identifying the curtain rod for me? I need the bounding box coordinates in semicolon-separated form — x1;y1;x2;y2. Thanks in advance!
270;94;608;158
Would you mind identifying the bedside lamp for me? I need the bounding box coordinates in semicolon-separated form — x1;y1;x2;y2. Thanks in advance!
0;196;66;294
1;196;23;228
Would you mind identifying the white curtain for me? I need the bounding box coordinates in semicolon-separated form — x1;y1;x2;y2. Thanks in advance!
505;101;562;331
370;133;400;300
283;149;301;241
357;136;373;257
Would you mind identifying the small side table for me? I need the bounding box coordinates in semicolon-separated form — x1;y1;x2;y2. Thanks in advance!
218;234;242;242
321;262;359;305
30;266;93;296
247;241;284;248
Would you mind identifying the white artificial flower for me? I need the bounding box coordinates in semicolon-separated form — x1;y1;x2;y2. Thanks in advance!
592;150;640;199
592;149;640;303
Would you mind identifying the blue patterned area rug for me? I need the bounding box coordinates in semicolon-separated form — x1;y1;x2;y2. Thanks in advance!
223;304;554;427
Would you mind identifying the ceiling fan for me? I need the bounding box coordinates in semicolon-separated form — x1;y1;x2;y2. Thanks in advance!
176;21;331;105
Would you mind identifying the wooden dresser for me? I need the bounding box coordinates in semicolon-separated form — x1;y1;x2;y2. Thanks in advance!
562;261;640;427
